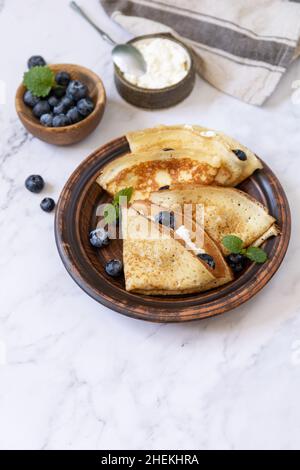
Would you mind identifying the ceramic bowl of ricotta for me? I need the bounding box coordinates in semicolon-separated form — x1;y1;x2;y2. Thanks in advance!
114;33;195;109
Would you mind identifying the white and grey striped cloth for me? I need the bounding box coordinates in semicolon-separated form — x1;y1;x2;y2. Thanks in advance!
100;0;300;105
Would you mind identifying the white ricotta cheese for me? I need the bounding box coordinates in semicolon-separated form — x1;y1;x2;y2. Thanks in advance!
175;225;205;254
200;130;217;137
124;38;190;89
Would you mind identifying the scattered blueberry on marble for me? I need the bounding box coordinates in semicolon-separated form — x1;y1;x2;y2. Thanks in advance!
25;175;45;193
40;113;53;127
90;228;110;248
40;197;55;213
23;90;40;108
27;55;46;69
105;259;123;278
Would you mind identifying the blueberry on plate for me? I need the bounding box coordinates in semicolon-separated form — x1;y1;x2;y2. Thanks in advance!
48;95;60;108
154;211;175;230
40;113;53;127
89;228;110;248
197;253;216;269
23;90;40;108
77;98;94;117
53;114;70;127
105;259;123;278
40;197;55;213
66;80;87;101
55;71;71;87
232;149;247;161
25;175;45;193
33;100;51;118
66;106;82;124
27;55;46;69
227;253;246;273
52;86;67;99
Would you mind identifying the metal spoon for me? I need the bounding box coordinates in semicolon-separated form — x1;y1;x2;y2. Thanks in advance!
70;1;147;76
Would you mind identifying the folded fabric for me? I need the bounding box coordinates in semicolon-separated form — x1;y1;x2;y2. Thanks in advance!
100;0;300;105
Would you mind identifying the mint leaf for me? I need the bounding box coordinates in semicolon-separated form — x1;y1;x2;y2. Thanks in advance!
104;204;118;225
113;187;133;206
222;235;243;254
23;66;55;97
245;246;268;264
103;187;133;225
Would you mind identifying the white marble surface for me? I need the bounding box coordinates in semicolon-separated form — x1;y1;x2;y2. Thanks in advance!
0;0;300;451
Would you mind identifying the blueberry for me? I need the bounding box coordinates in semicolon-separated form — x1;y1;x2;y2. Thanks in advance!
66;80;87;101
89;228;110;248
53;96;74;115
52;86;67;99
77;98;94;117
52;114;70;127
27;55;46;69
197;253;216;269
40;197;55;213
154;211;175;230
48;96;59;108
232;149;247;161
25;175;44;193
40;113;53;127
105;259;123;277
227;253;244;264
23;90;40;108
227;253;246;273
66;106;82;124
33;100;51;118
55;71;71;87
230;262;244;274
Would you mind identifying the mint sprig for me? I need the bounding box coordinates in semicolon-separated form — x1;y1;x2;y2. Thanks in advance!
222;235;243;254
222;235;268;264
23;66;55;97
104;187;133;225
245;246;268;264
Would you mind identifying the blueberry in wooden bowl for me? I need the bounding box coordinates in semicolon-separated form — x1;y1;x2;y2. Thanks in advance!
15;63;106;146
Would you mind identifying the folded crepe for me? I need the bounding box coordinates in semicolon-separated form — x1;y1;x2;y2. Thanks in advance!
149;185;279;253
121;201;233;295
97;125;262;200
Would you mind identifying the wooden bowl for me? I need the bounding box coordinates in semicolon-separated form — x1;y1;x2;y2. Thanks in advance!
15;64;106;146
55;136;291;323
114;33;196;109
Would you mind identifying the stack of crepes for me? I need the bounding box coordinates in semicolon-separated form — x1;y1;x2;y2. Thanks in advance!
97;125;278;295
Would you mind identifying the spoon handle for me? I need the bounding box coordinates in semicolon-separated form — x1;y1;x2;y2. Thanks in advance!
70;1;116;46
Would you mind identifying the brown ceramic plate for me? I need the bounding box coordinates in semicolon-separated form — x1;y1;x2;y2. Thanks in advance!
55;136;291;323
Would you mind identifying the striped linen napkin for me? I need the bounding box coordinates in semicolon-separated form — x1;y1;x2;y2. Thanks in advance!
100;0;300;105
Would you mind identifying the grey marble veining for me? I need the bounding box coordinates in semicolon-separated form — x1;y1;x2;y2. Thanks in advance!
0;0;300;451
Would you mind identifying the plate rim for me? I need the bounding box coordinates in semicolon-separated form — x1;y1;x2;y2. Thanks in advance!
55;135;291;323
